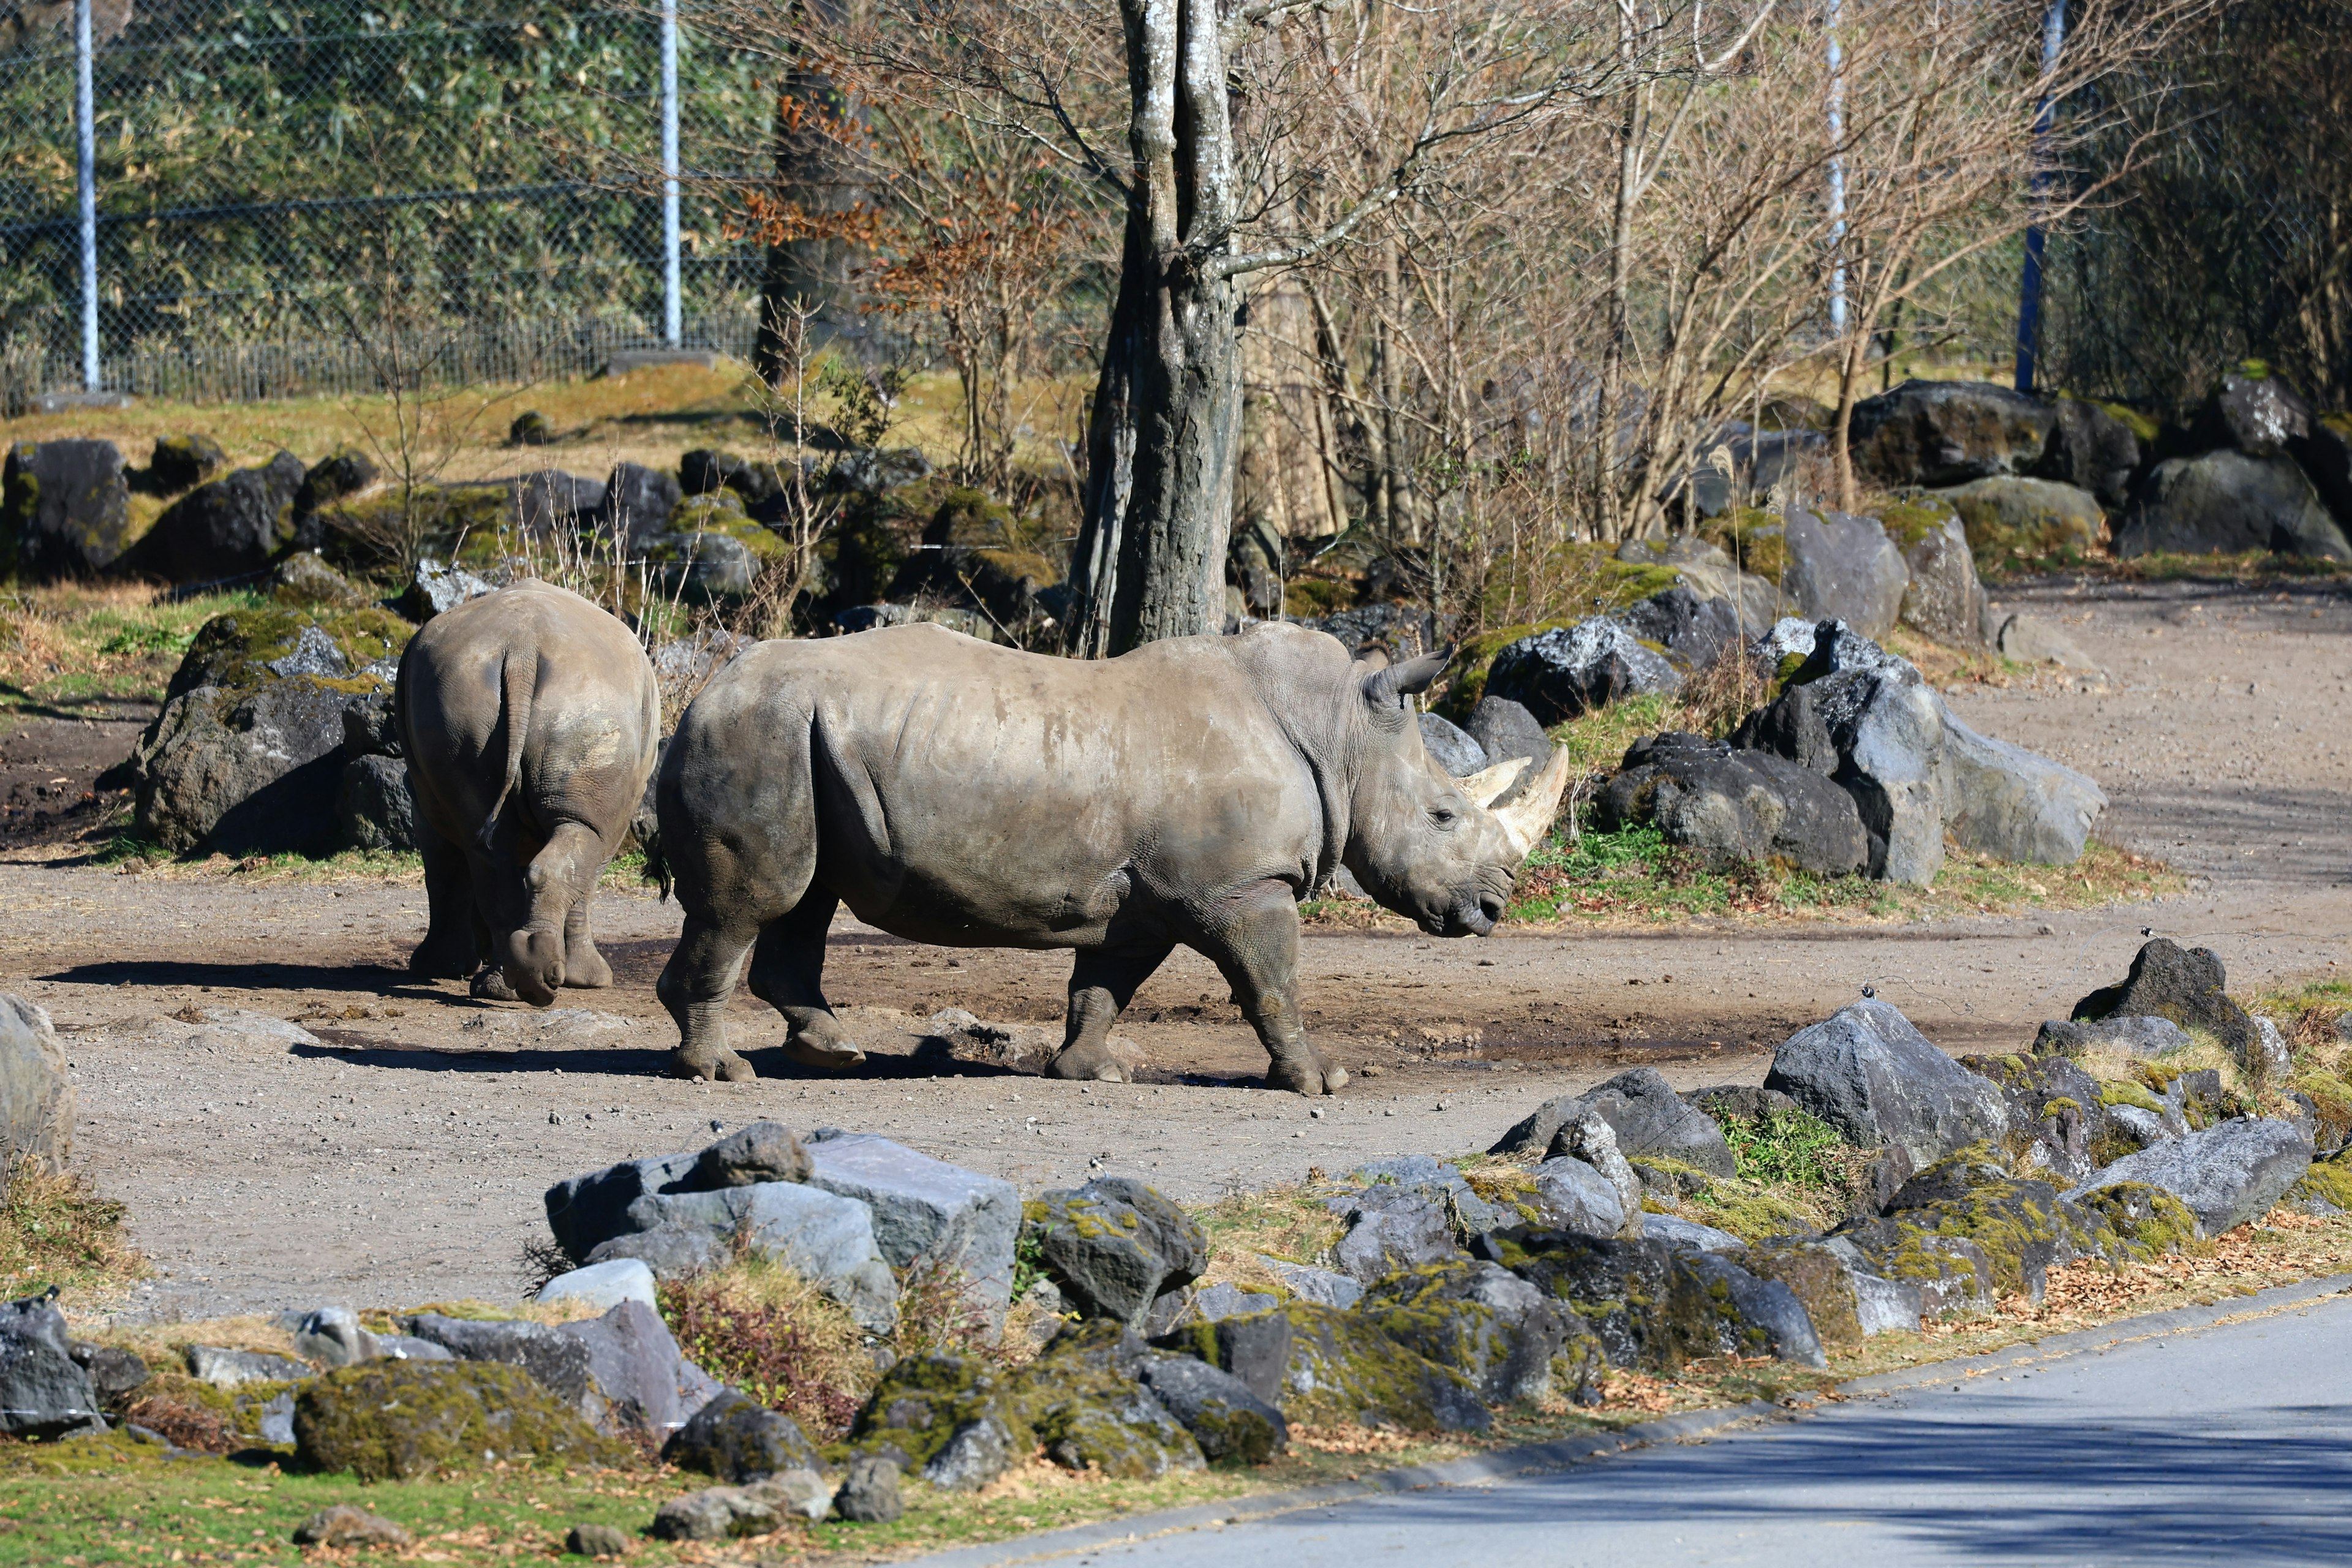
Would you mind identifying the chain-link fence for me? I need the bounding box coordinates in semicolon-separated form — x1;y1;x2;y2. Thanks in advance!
0;0;773;408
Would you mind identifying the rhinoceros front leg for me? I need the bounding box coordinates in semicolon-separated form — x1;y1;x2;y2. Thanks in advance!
746;895;866;1071
657;914;758;1082
1046;940;1175;1084
1199;884;1348;1096
560;883;612;990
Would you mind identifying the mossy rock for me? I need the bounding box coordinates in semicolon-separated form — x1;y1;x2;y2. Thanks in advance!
318;484;510;576
1738;1243;1863;1350
1874;494;1961;551
1008;1323;1202;1479
293;1362;619;1480
1861;1144;2119;1303
1469;1229;1779;1374
2290;1074;2352;1153
847;1353;1034;1488
164;607;411;703
1284;576;1354;619
1698;507;1787;586
645;515;787;562
671;490;748;529
1356;1258;1597;1406
2097;1078;2165;1114
2286;1156;2352;1215
2072;1181;2204;1258
1166;1300;1490;1432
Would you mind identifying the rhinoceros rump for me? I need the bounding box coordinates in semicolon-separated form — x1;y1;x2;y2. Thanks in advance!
398;581;660;1004
652;623;1569;1093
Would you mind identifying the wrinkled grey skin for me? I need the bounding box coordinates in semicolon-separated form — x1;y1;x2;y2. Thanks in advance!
399;581;659;1005
654;622;1522;1093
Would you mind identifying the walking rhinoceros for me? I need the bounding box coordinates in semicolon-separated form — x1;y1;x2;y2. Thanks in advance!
651;622;1568;1093
398;579;659;1005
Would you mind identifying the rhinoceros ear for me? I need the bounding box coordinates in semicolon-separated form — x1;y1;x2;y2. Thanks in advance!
1360;650;1450;712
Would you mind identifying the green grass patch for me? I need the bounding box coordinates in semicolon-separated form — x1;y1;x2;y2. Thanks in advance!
0;586;268;717
0;1159;145;1305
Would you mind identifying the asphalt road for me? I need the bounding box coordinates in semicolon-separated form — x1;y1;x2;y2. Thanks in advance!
949;1286;2352;1568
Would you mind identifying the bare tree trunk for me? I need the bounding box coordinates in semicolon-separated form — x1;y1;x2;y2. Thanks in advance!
755;52;867;387
1067;0;1244;657
1237;279;1345;543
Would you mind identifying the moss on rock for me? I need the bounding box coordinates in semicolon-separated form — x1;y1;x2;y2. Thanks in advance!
165;606;410;702
1738;1244;1863;1350
1175;1300;1490;1432
2073;1181;2205;1259
293;1362;618;1480
1005;1322;1203;1479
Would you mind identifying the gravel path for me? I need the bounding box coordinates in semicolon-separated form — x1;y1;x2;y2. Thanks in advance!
3;578;2347;1323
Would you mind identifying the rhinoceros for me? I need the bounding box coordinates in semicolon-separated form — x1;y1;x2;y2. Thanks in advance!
650;622;1568;1092
398;579;659;1004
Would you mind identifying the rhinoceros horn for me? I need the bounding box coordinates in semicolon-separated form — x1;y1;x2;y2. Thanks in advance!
1457;755;1531;809
1492;745;1575;861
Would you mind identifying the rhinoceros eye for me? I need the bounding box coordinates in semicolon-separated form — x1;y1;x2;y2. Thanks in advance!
1430;807;1457;827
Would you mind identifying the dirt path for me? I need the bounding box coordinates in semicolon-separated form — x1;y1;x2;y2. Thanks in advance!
6;578;2350;1323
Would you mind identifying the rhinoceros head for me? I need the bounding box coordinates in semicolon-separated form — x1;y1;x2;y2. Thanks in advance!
1340;653;1573;937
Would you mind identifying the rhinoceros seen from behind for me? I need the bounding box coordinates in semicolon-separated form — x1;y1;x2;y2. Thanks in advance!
398;579;660;1004
651;621;1567;1093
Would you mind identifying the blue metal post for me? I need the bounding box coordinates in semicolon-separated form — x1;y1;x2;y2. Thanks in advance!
1826;0;1846;337
661;0;682;347
76;0;99;391
2015;0;2067;393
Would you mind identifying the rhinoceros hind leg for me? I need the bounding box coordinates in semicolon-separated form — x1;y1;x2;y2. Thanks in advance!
409;816;478;979
747;897;865;1071
1199;885;1346;1096
1045;941;1171;1084
658;914;758;1082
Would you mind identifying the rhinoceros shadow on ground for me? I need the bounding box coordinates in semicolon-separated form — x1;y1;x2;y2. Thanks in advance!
42;957;423;996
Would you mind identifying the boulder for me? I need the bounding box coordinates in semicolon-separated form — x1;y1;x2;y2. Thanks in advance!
1884;501;1986;648
336;754;416;853
187;1346;314;1387
600;462;683;549
2034;399;2142;510
1640;1213;1749;1252
1598;731;1869;876
1357;1258;1599;1404
1017;1322;1205;1479
2115;450;2351;561
293;1306;455;1368
1737;1243;1866;1349
1252;1256;1363;1309
2296;418;2352;530
1304;602;1444;662
536;1257;659;1312
1027;1177;1208;1327
1527;1157;1630;1237
2072;939;2260;1071
1157;1300;1490;1432
1864;1147;2120;1303
509;410;554;448
1472;1228;1822;1371
663;1388;820;1482
832;447;935;496
293;450;379;537
143;451;307;582
292;1506;412;1549
146;434;228;496
586;1223;728;1279
546;1150;706;1260
553;1299;723;1442
1959;1049;2116;1186
847;1352;1032;1490
1615;534;1784;631
1937;476;2106;564
1553;1114;1644;1237
832;1455;905;1521
2031;1014;2193;1059
399;1313;595;1412
1327;1185;1463;1284
271;551;368;608
650;529;761;604
0;1292;103;1437
626;1182;898;1332
293;1361;619;1480
1765;1000;2009;1189
1732;624;1947;884
652;1472;831;1540
1820;1224;1991;1319
805;1130;1020;1325
1987;609;2102;673
1777;510;1910;641
1936;703;2105;864
1466;696;1553;769
681;449;788;507
1136;1352;1287;1462
1495;1067;1736;1178
398;557;498;621
510;470;606;538
1485;617;1682;725
1847;379;2056;488
1419;712;1487;777
0;996;72;1193
1621;586;1740;673
1684;1084;1804;1123
2;439;131;579
70;1342;149;1403
2067;1118;2312;1237
698;1121;812;1188
2194;369;2309;459
1186;1283;1280;1323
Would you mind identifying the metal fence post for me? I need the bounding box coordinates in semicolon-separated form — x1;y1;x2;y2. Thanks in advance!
75;0;99;391
661;0;681;348
1825;0;1847;339
2014;0;2068;394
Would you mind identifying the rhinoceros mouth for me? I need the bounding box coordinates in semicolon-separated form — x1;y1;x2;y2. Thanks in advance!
1431;892;1501;938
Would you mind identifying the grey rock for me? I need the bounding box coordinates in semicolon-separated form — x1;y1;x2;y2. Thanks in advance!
1531;1066;1739;1178
565;1521;631;1558
265;624;349;680
1418;712;1488;777
1622;586;1740;672
1684;1084;1805;1123
1992;611;2103;673
1817;1237;1928;1334
1473;1231;1819;1370
1329;1186;1463;1284
336;754;417;853
600;462;684;549
1746;616;1819;679
1641;1213;1749;1252
556;1298;723;1442
1616;533;1785;631
1253;1256;1363;1310
2252;1017;2294;1084
0;1293;103;1437
2068;1118;2312;1237
143;451;306;582
1599;731;1869;876
1486;617;1682;726
1137;1353;1289;1462
69;1341;148;1402
399;1313;595;1410
1847;379;2057;488
925;1412;1020;1489
536;1257;660;1312
293;1306;379;1367
399;557;498;621
2198;370;2309;458
654;530;761;605
1939;476;2108;559
1302;603;1443;662
270;551;368;608
1029;1177;1208;1326
1466;696;1553;769
1528;1156;1629;1238
1358;1257;1580;1404
293;448;377;524
146;433;228;495
804;1131;1021;1327
1830;1221;1996;1318
1681;1248;1826;1368
630;1182;899;1331
546;1149;705;1260
832;446;935;496
651;1482;796;1542
2107;1104;2173;1150
758;1469;845;1523
1936;701;2106;864
1555;1113;1644;1238
293;1505;413;1548
833;1455;905;1522
1778;510;1911;649
256;1390;296;1444
664;1387;820;1482
135;674;351;854
0;995;72;1192
681;448;787;507
2035;398;2142;510
2072;938;2260;1070
1189;1283;1280;1322
586;1223;728;1280
1893;504;1987;648
510;469;606;537
697;1121;812;1188
339;688;400;758
2032;1014;2195;1058
1765;999;2009;1178
185;1346;312;1388
2116;450;2351;562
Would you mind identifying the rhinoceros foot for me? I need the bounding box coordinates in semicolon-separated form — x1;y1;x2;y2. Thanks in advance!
671;1043;757;1082
781;1033;867;1071
1266;1050;1348;1096
470;965;520;1003
1045;1042;1129;1084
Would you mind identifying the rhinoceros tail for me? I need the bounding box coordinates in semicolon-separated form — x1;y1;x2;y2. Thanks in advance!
475;650;535;852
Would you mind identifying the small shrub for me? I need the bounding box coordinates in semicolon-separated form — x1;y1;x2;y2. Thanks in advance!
657;1256;873;1441
0;1158;143;1297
